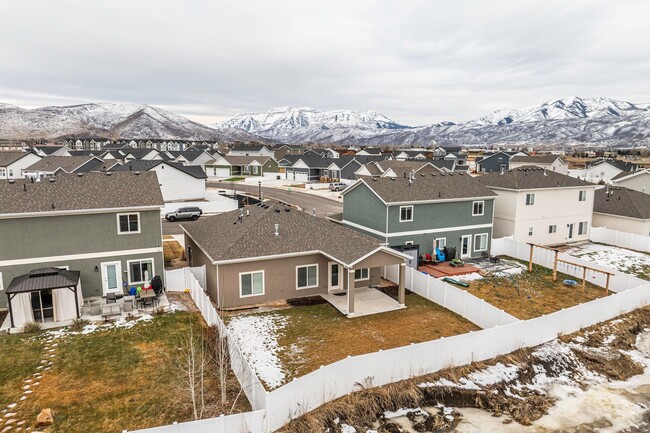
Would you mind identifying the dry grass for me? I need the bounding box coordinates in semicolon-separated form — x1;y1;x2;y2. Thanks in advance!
229;294;479;385
0;311;249;433
163;240;184;263
464;265;611;319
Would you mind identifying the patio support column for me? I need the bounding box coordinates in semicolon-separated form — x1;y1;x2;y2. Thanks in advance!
347;269;355;316
72;285;80;319
7;294;15;329
398;263;406;306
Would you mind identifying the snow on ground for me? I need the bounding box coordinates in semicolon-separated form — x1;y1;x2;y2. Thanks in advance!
563;242;650;277
226;313;288;389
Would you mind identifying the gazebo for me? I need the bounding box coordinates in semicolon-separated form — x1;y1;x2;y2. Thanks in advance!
6;268;81;329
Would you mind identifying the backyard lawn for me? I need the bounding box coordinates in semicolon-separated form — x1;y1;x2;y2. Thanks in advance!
463;264;611;320
0;310;249;433
225;293;479;389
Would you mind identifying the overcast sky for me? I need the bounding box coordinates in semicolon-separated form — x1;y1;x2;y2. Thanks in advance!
1;0;649;126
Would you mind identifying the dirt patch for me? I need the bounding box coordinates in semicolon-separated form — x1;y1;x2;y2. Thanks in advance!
163;240;184;265
166;292;199;313
280;307;650;433
286;296;328;307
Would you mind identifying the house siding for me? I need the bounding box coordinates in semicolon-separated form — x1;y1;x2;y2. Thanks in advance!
342;183;387;235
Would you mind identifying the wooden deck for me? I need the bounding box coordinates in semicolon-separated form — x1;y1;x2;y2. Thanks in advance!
417;262;481;278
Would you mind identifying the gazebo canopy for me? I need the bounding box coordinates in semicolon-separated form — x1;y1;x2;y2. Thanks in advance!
6;268;80;294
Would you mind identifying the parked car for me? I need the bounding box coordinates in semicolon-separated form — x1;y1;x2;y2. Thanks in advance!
329;182;347;191
165;206;203;222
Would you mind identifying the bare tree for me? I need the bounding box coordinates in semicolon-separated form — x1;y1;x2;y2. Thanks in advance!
170;317;211;420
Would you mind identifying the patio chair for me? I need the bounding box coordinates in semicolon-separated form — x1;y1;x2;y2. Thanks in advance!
421;254;432;265
106;293;117;304
122;296;135;312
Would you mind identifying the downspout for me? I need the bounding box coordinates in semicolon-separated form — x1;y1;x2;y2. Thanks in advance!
216;264;221;309
385;204;390;244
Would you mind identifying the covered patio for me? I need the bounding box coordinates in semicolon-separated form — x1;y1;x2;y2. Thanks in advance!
5;267;82;330
321;287;405;317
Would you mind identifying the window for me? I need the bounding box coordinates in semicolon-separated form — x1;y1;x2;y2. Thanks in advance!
404;241;414;245
128;259;154;284
474;233;488;251
253;165;259;174
240;271;264;297
8;169;13;177
434;238;446;250
243;165;249;172
579;190;587;201
0;272;3;291
549;225;557;234
578;221;588;235
117;213;140;234
399;206;413;222
525;193;535;206
354;268;369;281
0;169;5;177
296;264;318;289
528;227;533;236
472;201;484;216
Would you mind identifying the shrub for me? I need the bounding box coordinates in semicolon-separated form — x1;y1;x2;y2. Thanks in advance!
69;318;89;332
23;322;42;334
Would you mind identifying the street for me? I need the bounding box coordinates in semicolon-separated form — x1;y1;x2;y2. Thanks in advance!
163;183;343;235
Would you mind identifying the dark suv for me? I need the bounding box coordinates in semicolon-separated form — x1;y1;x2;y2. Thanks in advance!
165;206;203;222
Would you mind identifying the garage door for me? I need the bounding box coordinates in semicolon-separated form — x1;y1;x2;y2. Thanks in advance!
214;167;230;178
293;170;309;182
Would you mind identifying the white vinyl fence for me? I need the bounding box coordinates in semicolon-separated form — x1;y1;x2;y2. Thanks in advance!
383;264;519;329
591;226;650;254
151;240;650;433
161;196;238;216
124;410;267;433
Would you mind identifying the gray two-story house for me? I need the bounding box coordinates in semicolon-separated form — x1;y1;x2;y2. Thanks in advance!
0;172;164;328
339;173;497;265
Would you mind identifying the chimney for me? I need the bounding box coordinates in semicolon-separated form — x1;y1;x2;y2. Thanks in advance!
274;224;280;236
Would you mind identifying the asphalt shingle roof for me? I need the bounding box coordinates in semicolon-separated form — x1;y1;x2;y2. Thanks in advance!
110;160;207;179
349;173;497;203
26;156;97;173
182;204;391;265
594;187;650;219
0;172;164;215
0;151;35;167
588;159;638;172
479;166;593;190
510;155;565;164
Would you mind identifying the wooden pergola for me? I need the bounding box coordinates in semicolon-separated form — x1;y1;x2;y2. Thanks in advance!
527;243;614;293
5;268;81;328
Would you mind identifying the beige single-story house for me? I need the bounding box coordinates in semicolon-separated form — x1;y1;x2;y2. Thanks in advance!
181;204;410;317
593;187;650;236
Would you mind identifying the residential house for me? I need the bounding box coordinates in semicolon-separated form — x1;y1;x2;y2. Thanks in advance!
355;160;442;179
475;151;519;174
166;150;214;168
339;173;497;264
205;155;279;179
392;150;429;161
509;155;569;175
592;187;650;236
356;147;383;156
182;204;409;315
480;166;597;245
228;144;275;158
432;146;461;159
0;151;42;179
611;169;650;194
273;144;307;160
31;145;71;157
23;156;105;178
0;172;164;329
579;159;639;183
110;160;207;202
280;156;344;182
122;149;163;162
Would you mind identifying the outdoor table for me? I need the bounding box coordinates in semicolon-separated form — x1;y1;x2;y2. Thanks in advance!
138;290;156;308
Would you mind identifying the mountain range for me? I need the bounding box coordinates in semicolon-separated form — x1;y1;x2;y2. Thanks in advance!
1;97;650;147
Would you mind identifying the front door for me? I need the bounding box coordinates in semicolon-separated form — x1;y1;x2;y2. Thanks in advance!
461;235;472;258
101;261;122;295
567;223;574;240
328;262;341;291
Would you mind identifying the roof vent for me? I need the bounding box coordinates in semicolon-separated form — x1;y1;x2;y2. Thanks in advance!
285;208;291;212
23;184;27;192
106;172;112;176
420;173;425;177
51;203;56;209
49;178;55;183
390;177;395;181
274;224;280;236
134;171;140;175
8;179;15;184
275;208;281;213
77;173;83;177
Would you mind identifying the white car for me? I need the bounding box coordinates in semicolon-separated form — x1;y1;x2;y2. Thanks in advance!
329;182;347;192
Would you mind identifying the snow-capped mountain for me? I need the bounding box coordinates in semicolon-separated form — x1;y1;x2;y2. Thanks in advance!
0;103;262;142
216;97;650;147
215;107;412;143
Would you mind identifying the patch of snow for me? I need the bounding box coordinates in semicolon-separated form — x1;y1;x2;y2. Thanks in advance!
227;313;288;388
383;408;425;419
468;363;519;386
340;423;357;433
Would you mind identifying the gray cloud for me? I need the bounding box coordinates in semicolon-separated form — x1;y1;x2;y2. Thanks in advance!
0;0;649;126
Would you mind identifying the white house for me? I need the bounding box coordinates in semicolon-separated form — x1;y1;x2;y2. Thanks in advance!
593;187;650;236
480;166;597;245
227;145;275;158
509;155;569;175
577;159;639;183
611;169;650;194
0;152;42;179
110;161;207;202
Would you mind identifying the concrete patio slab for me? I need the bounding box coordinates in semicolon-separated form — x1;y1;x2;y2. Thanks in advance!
321;287;405;317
